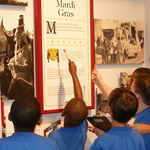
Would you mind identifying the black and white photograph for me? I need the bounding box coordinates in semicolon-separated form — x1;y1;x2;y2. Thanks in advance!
0;0;28;6
94;19;144;64
0;14;34;100
95;88;110;118
96;92;108;116
120;72;131;88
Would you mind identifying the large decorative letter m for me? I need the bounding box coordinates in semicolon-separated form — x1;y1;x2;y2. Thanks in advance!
47;21;57;34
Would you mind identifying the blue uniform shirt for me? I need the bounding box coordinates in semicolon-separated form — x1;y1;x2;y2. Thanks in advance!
0;132;59;150
48;120;88;150
90;126;145;150
134;106;150;150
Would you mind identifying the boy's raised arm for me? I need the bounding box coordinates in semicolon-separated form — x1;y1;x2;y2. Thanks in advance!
69;59;83;100
91;69;112;99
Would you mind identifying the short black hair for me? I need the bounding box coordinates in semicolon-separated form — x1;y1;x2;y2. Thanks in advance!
10;95;41;131
64;98;88;127
134;74;150;105
108;87;138;123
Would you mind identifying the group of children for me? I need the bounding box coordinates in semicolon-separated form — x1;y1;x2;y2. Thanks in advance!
0;59;150;150
90;67;150;150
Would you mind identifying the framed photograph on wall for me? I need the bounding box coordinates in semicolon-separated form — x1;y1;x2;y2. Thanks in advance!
94;19;144;65
95;88;110;118
0;14;34;100
34;0;95;114
0;0;28;6
120;72;131;88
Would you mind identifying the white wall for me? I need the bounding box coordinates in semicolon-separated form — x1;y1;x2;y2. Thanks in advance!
94;0;145;87
1;0;148;150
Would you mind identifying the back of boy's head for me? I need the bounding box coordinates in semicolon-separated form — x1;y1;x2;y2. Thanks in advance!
64;98;88;127
108;87;138;123
10;95;41;131
134;74;150;105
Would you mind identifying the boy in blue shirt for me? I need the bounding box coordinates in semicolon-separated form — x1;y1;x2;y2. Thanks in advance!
90;87;145;150
48;59;88;150
0;95;59;150
91;69;150;149
130;74;150;149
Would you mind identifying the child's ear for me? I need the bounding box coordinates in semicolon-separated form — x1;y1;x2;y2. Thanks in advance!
136;93;140;100
61;109;65;117
137;93;144;104
37;116;42;126
107;106;112;115
8;112;12;121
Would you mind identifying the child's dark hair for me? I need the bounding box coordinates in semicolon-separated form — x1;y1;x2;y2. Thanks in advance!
108;87;138;123
134;74;150;105
134;67;150;75
64;98;88;127
10;95;41;131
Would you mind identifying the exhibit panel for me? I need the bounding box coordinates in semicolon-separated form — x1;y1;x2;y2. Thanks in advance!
34;0;95;114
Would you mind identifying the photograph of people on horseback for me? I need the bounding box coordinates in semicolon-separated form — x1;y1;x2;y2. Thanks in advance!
94;19;144;64
0;14;34;100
